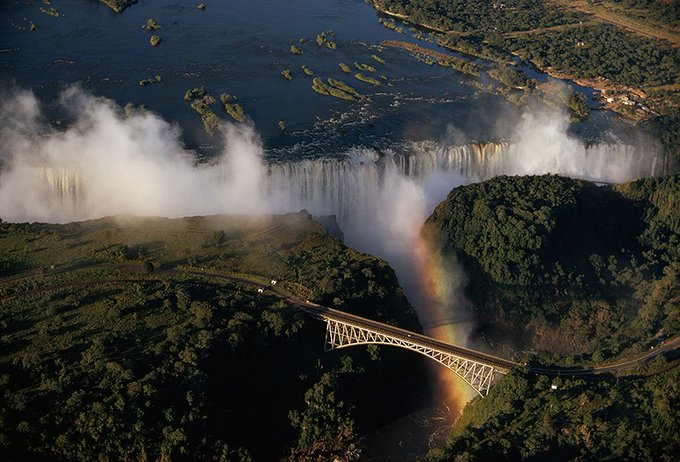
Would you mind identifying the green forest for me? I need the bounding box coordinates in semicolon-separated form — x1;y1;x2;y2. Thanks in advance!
423;174;679;362
0;212;427;461
595;0;679;29
373;0;583;33
503;24;677;88
430;366;679;461
373;0;679;89
423;174;679;460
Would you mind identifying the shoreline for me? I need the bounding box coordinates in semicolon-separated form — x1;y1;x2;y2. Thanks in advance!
370;2;656;122
381;40;468;64
373;3;449;34
540;68;655;121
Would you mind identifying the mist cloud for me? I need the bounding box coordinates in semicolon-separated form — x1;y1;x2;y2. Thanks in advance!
498;107;663;183
0;87;266;223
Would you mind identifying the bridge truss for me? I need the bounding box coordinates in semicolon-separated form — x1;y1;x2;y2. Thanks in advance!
324;318;505;397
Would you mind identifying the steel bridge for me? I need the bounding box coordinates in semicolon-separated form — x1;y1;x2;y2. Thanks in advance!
301;301;520;397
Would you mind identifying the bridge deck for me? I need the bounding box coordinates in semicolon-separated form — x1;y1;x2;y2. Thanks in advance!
300;301;520;372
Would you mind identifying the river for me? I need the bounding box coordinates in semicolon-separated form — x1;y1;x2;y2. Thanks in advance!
1;0;644;157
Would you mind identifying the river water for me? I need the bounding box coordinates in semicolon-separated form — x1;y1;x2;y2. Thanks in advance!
1;0;644;157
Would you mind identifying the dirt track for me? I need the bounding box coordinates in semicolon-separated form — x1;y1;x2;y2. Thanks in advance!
550;0;680;48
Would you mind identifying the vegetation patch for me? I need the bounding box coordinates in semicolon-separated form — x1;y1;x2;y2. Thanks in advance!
138;75;162;86
142;18;160;30
430;367;680;461
327;78;362;99
381;40;479;76
371;54;386;65
379;17;404;33
354;62;376;72
183;86;207;102
487;64;532;89
312;77;361;101
373;0;584;34
316;30;337;49
436;56;479;76
183;87;222;135
39;7;61;17
0;213;424;461
436;33;509;63
354;73;381;86
98;0;138;13
220;93;247;123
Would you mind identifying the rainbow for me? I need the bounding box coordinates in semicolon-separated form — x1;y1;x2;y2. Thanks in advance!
413;229;478;412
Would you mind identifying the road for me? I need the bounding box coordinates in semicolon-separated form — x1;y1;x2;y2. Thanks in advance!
185;268;679;376
550;0;680;48
183;270;680;377
503;21;597;38
304;302;520;372
179;268;520;371
3;264;678;377
529;336;680;377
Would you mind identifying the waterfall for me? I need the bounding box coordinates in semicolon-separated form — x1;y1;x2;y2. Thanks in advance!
39;167;82;200
35;167;83;219
263;140;666;340
21;139;666;332
265;141;665;229
30;141;665;225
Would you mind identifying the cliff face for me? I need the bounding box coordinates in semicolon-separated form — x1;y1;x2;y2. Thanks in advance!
422;174;679;361
0;212;426;461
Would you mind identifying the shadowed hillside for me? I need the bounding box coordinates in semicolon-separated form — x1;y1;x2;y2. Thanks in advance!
423;174;679;363
0;211;427;461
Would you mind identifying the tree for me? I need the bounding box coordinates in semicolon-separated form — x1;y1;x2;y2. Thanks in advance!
143;260;155;273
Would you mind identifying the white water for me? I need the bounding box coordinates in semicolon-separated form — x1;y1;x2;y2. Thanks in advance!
266;140;664;229
31;139;664;225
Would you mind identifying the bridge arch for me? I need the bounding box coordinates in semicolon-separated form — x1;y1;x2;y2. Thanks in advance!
323;318;505;397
